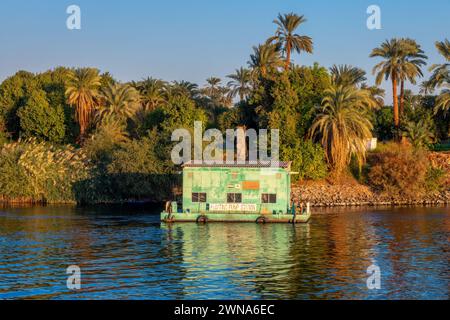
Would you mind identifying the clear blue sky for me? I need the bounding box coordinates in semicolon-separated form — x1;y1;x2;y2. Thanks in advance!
0;0;449;103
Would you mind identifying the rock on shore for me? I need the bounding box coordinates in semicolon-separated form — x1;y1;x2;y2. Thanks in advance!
292;151;450;207
292;182;450;207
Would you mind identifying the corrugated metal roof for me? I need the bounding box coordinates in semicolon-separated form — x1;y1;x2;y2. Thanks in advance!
183;161;290;168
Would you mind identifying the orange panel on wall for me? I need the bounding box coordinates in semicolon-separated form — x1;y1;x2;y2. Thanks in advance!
242;181;260;190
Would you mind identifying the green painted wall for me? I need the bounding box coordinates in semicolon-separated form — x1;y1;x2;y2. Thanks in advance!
182;166;291;214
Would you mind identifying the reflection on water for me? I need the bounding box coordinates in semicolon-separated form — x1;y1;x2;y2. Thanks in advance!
0;205;448;299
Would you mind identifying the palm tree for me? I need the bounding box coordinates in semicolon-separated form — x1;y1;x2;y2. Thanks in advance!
370;39;403;133
203;77;222;98
330;64;367;87
425;39;450;114
403;89;421;111
361;84;385;108
435;90;450;113
267;13;313;70
96;83;140;123
100;71;116;87
436;39;450;59
217;86;232;106
227;67;252;101
202;77;232;106
397;39;427;117
65;68;101;140
92;116;130;144
135;77;167;111
248;43;283;77
169;80;199;99
309;84;376;175
330;65;384;108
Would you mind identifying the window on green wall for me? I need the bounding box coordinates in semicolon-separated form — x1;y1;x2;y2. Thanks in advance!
192;193;207;203
262;193;277;203
227;193;242;203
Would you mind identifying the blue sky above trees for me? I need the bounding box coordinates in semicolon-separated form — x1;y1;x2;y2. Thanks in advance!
0;0;449;103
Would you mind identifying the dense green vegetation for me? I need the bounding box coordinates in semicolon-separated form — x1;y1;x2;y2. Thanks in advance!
0;13;448;203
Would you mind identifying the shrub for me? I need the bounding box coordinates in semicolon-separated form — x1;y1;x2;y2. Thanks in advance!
84;118;129;163
106;136;179;201
0;139;91;202
151;95;208;134
282;140;328;181
77;130;180;204
0;71;37;137
372;106;394;141
424;167;446;193
17;90;66;143
402;119;435;149
217;107;244;131
0;122;9;146
367;143;429;197
0;145;32;199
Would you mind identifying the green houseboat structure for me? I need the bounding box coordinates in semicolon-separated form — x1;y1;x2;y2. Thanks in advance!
161;161;311;223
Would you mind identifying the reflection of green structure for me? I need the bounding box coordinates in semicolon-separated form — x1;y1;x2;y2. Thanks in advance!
160;222;311;298
161;162;311;223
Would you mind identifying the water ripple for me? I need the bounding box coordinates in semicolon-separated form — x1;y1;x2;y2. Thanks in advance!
0;205;449;299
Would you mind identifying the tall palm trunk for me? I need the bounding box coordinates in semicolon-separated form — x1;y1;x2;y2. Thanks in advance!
392;74;399;139
399;80;405;122
76;102;87;143
285;42;291;71
77;102;86;137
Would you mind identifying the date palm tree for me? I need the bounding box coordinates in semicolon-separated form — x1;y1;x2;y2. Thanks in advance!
436;39;450;59
330;65;384;108
435;89;450;114
135;77;167;111
361;84;385;108
267;13;313;71
227;67;252;101
248;43;283;78
169;81;199;100
370;39;403;134
65;68;101;140
203;77;222;98
397;39;427;117
202;77;230;105
92;116;130;144
330;64;367;87
96;83;140;123
309;84;376;176
424;39;450;114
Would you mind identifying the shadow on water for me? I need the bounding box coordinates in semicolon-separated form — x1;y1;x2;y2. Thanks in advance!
0;205;448;299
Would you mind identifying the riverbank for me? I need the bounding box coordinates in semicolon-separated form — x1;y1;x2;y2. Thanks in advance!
292;181;450;207
1;151;448;207
292;151;450;207
1;188;449;207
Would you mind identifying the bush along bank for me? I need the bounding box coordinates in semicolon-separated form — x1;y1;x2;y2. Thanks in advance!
293;145;450;207
0;138;181;204
0;139;448;206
